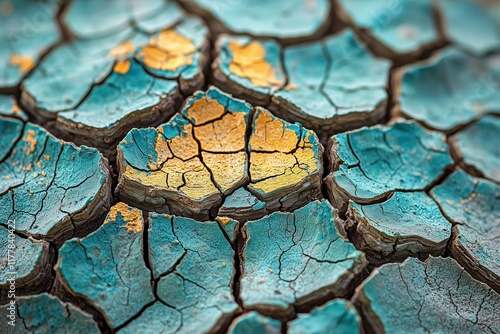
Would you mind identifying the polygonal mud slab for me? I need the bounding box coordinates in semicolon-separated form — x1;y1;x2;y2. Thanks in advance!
394;48;500;132
272;29;390;142
117;87;323;221
145;213;239;334
22;3;209;159
346;192;451;265
449;116;500;183
431;170;500;293
56;203;154;330
227;312;281;334
325;121;453;210
240;200;366;319
0;293;99;333
0;0;60;92
0;95;27;121
0;117;112;245
437;0;500;56
0;227;54;304
212;35;285;106
178;0;331;44
288;299;362;334
353;257;500;334
212;30;391;142
334;0;443;62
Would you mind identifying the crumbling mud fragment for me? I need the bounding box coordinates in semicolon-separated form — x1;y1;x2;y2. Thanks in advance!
212;35;286;106
325;120;453;211
432;170;500;293
353;257;500;334
56;203;154;329
240;201;366;319
334;0;444;62
21;2;209;159
178;0;331;44
287;299;362;334
228;312;281;334
119;212;239;333
0;293;99;333
0;118;112;245
394;48;500;133
0;228;54;304
346;192;451;265
117;87;323;221
0;0;60;92
449;116;500;183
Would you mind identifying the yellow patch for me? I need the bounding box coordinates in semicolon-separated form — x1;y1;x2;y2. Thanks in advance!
202;152;247;193
12;104;21;115
139;30;196;72
24;130;37;155
108;41;135;59
186;96;225;125
194;112;247;152
10;54;35;74
104;202;143;233
113;60;131;74
228;41;283;88
217;217;232;225
250;108;299;152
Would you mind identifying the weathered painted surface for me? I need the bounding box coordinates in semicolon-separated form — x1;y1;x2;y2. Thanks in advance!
288;299;362;334
0;0;60;91
218;187;267;223
119;212;238;333
336;0;442;61
272;29;390;141
213;35;285;105
0;294;99;333
0;227;54;304
228;312;281;334
438;0;500;55
353;257;500;333
325;121;453;209
396;48;500;132
178;0;331;43
0;116;23;160
450;116;500;183
22;4;209;158
56;203;154;329
240;201;366;318
0;119;111;244
347;192;451;265
431;170;500;293
117;87;323;221
0;95;27;121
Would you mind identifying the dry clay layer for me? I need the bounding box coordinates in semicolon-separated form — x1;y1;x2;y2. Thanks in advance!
117;86;323;221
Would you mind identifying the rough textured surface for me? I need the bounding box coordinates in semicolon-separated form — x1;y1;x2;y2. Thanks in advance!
325;121;453;209
438;0;500;55
119;212;238;334
0;95;27;121
0;118;111;244
449;116;500;183
117;87;323;221
396;48;500;132
432;170;500;293
335;0;442;62
288;299;362;334
0;0;60;92
353;257;500;334
0;294;99;333
56;202;154;329
271;29;390;142
347;192;451;265
240;200;366;318
178;0;331;44
228;312;281;334
0;227;54;304
212;35;285;105
22;3;209;158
